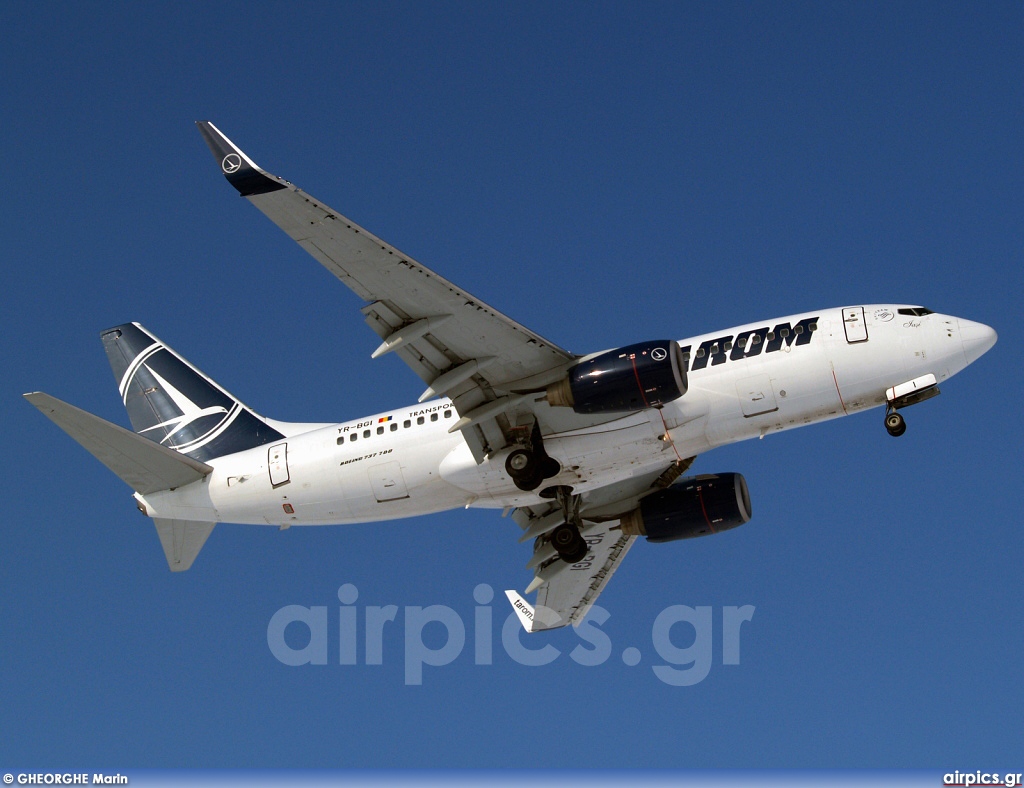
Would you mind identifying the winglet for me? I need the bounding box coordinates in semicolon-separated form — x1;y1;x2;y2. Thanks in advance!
505;590;537;633
195;121;289;197
504;589;565;633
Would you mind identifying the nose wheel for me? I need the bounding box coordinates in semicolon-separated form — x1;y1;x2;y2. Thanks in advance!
885;408;906;437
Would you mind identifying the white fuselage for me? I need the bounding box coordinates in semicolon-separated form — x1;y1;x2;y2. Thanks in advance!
135;306;992;526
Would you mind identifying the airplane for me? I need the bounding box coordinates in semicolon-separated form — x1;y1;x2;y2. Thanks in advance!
25;122;998;632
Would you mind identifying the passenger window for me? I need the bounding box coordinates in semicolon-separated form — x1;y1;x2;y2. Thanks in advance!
696;348;705;358
444;410;452;418
390;423;398;432
337;437;344;445
766;332;775;341
417;416;424;425
351;434;357;442
752;334;761;344
809;323;818;332
431;413;438;422
722;341;732;352
363;429;370;438
794;325;803;334
403;420;411;428
779;328;789;337
377;426;384;435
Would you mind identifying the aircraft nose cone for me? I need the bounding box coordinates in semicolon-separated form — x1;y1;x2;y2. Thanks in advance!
959;318;997;365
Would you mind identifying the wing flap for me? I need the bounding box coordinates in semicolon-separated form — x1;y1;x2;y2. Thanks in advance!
511;462;694;631
530;522;637;631
25;392;213;495
265;191;570;376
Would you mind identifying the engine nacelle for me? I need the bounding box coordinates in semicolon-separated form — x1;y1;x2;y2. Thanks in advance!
545;340;687;414
620;473;752;543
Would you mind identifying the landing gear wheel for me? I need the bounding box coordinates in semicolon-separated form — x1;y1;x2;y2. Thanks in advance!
550;524;588;564
550;523;578;550
505;445;561;492
559;540;589;564
885;411;906;437
506;449;535;476
507;423;562;486
506;449;544;491
511;469;544;491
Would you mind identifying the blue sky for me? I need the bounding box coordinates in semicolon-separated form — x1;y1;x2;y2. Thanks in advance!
2;1;1021;771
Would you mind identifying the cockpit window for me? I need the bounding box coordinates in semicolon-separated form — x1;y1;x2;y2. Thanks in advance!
897;307;934;317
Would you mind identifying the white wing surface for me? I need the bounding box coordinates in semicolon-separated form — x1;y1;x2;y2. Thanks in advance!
511;460;694;631
197;122;576;461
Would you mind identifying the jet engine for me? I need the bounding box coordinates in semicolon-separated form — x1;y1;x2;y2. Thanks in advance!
545;340;687;414
620;473;751;542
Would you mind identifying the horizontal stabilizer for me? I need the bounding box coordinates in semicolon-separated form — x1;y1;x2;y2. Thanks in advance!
24;392;213;494
154;518;215;571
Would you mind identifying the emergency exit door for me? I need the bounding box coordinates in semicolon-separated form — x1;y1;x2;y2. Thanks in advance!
268;442;290;487
842;307;869;343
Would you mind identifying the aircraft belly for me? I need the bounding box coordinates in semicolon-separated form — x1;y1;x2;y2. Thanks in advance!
547;410;669;486
438;412;677;505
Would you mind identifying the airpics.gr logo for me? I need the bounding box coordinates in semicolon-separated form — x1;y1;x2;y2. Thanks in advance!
221;153;242;174
266;583;756;686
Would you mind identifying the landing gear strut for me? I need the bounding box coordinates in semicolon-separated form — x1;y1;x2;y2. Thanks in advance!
504;423;561;491
885;407;906;437
548;486;588;564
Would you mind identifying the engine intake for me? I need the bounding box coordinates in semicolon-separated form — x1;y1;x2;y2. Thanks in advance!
546;340;687;414
620;473;752;542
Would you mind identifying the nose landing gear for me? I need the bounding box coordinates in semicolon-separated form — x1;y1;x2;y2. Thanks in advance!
883;374;941;438
885;408;906;437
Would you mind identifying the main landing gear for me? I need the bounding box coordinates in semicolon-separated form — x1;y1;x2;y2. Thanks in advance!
885;407;906;437
547;486;588;564
504;423;560;491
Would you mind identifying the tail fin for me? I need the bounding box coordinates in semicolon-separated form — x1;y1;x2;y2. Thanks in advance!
153;518;216;572
102;323;284;463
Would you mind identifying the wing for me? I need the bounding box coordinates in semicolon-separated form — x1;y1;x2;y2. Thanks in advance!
197;122;577;461
531;521;637;631
511;458;695;631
